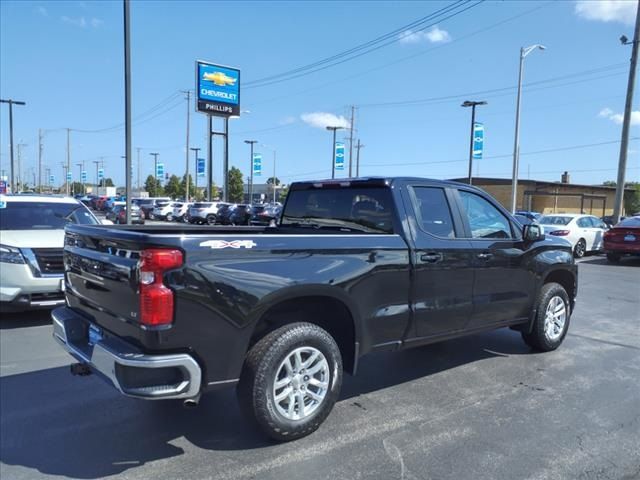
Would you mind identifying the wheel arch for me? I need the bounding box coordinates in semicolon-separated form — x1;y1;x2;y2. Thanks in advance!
248;286;362;375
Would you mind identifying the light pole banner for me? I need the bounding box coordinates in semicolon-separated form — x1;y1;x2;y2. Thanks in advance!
81;171;88;182
66;172;72;182
472;122;484;160
335;142;345;171
197;158;206;177
252;153;262;176
49;175;55;184
98;168;104;180
156;163;164;179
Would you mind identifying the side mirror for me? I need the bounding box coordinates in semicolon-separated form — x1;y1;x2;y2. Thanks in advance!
523;223;544;241
101;219;114;225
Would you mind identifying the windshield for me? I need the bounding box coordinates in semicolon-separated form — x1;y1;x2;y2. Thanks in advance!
193;203;212;208
282;187;394;233
539;215;572;226
0;201;98;230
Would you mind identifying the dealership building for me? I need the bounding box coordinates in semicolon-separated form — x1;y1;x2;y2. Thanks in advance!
451;172;635;216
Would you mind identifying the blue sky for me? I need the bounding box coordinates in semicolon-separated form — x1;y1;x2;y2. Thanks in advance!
1;0;638;190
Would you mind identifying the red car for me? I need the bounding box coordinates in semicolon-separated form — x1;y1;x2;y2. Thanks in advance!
603;216;640;263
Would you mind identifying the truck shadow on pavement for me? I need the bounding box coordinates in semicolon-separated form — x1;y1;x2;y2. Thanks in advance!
0;328;531;479
0;310;51;330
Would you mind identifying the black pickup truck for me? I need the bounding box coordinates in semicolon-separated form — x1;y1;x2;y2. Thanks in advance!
52;177;577;441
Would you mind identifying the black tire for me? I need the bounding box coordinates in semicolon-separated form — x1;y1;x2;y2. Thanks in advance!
606;252;621;263
574;238;586;258
237;322;343;442
522;282;571;352
206;214;216;225
166;214;173;222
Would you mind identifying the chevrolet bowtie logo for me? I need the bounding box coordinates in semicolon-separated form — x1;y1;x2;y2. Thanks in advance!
202;71;237;87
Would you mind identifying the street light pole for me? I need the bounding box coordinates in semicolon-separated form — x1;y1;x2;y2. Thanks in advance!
613;8;640;223
326;126;344;179
66;128;71;196
511;44;545;213
190;147;201;197
93;160;100;190
461;100;487;185
244;140;258;203
0;99;26;193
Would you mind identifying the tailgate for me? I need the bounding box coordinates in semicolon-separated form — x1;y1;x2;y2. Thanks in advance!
64;228;142;327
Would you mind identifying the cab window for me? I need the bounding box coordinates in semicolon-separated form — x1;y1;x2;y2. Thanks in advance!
411;187;455;238
459;190;513;239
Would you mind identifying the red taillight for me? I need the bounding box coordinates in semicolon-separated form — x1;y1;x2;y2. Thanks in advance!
139;249;183;326
549;230;570;236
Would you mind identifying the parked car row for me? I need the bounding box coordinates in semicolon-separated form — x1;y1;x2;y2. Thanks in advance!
183;202;282;226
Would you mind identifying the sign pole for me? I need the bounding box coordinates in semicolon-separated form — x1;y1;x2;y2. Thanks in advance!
224;117;229;203
123;0;132;224
207;115;213;202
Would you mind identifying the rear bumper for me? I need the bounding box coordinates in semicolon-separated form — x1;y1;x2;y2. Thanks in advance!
52;307;202;400
604;242;640;254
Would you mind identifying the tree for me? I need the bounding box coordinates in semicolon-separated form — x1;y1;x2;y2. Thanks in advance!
180;174;196;200
71;182;85;195
266;176;281;186
603;180;640;215
103;178;115;187
228;167;244;203
164;174;181;199
278;184;289;201
144;175;160;197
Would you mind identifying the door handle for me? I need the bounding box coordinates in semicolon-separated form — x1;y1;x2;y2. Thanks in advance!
477;252;494;261
421;252;443;263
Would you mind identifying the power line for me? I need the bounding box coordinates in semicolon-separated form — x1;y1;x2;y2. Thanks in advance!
245;1;484;89
249;1;554;106
244;1;470;87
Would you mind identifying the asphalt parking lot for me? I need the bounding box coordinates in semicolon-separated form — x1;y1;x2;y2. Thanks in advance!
1;255;639;480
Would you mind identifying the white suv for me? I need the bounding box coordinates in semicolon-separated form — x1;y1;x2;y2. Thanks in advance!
0;195;102;312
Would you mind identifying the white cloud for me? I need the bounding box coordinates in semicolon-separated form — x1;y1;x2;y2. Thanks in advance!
279;116;297;126
300;112;350;129
36;6;48;16
61;15;103;28
599;107;640;126
398;26;451;45
575;0;637;25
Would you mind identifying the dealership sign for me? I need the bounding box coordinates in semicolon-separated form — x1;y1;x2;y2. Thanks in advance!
197;158;205;177
335;142;345;171
252;153;262;176
472;123;484;160
196;61;241;116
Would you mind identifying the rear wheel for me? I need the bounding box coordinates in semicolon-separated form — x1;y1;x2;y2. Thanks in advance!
237;322;343;441
206;214;216;225
522;282;571;352
574;239;586;258
606;252;621;263
166;214;174;222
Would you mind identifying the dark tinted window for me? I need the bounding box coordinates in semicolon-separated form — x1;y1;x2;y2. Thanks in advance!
618;217;640;227
412;187;455;238
0;201;98;230
459;191;512;239
193;203;212;208
282;187;394;233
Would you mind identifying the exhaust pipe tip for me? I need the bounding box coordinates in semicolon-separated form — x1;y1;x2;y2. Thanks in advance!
183;395;200;408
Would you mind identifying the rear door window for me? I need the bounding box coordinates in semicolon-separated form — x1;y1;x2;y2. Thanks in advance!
411;187;456;238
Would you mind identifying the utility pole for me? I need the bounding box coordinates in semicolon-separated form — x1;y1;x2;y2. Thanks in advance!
190;147;201;197
0;98;26;193
16;143;25;192
136;147;141;190
61;162;67;194
124;0;132;223
38;129;43;193
348;105;355;177
182;90;191;201
613;5;640;223
244;140;258;203
510;44;545;213
66;128;71;196
461;100;487;185
355;139;364;177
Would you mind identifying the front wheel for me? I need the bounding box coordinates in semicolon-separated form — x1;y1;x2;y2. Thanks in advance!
237;322;343;441
522;282;571;352
206;214;216;225
166;214;173;222
574;238;586;258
